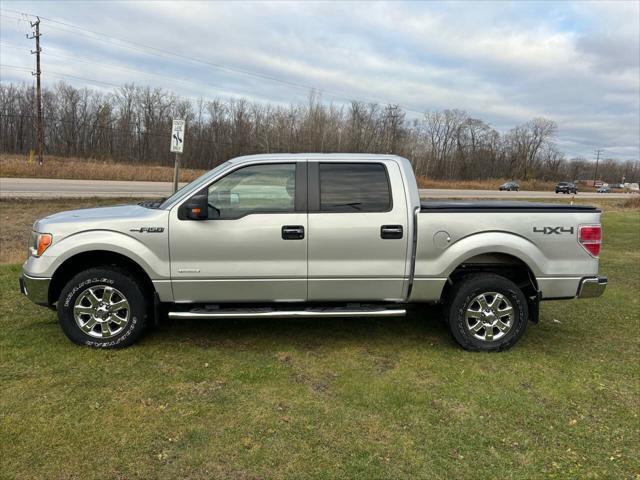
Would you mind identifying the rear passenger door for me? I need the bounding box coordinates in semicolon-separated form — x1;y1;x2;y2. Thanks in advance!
307;161;409;301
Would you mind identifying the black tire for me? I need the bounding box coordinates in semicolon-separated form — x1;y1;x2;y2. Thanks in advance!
447;274;528;352
57;267;149;348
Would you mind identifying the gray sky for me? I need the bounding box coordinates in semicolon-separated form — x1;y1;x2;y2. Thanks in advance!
1;0;638;160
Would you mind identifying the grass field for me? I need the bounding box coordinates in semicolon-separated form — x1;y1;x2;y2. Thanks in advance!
1;153;611;192
0;201;639;479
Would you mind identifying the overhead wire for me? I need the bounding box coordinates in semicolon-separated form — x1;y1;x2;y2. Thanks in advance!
1;42;225;93
0;7;427;115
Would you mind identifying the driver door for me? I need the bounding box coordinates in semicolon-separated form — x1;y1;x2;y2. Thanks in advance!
169;161;307;303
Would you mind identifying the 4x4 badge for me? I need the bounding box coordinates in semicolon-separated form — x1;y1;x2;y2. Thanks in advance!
533;226;574;235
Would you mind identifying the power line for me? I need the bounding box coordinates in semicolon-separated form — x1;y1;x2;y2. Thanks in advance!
1;8;334;92
0;7;427;115
1;63;122;87
1;43;231;95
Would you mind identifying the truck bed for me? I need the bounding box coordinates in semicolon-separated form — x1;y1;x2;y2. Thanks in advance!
420;201;600;213
411;200;602;302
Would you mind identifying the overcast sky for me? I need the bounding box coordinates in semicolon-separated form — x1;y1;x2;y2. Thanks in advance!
1;1;638;160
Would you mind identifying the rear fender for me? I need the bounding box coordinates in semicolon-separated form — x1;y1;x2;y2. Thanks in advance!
416;231;545;279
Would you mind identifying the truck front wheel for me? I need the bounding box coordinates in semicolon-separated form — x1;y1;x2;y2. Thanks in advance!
57;267;149;348
447;274;528;351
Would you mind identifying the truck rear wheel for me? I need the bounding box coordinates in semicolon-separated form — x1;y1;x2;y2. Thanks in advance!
447;274;528;351
57;267;149;348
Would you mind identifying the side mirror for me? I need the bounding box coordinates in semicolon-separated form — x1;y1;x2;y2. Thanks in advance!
182;191;208;220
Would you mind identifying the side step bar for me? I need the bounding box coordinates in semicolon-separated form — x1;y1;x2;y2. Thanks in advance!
168;306;406;320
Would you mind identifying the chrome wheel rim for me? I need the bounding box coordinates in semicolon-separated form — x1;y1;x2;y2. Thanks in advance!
464;291;514;342
73;285;130;339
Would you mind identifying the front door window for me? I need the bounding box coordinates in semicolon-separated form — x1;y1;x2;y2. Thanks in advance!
207;163;296;219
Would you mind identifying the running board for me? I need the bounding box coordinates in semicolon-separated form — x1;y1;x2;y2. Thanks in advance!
168;306;406;320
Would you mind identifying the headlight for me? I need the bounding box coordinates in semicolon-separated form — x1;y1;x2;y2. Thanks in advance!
30;232;52;257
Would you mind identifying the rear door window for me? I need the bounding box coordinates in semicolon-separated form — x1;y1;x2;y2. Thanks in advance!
319;163;391;212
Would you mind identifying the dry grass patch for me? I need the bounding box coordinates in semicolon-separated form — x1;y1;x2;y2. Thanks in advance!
0;197;142;264
1;154;205;182
2;154;609;193
622;196;640;209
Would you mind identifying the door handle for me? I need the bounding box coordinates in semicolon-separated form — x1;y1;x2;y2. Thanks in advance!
282;225;305;240
381;225;403;239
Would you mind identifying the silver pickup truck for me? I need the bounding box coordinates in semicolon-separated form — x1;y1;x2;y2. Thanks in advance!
21;154;607;351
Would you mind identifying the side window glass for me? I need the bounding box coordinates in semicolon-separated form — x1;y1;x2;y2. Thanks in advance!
319;163;391;212
207;163;296;219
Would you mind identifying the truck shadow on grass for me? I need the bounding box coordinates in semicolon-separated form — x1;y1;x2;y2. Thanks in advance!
16;302;568;354
142;305;578;354
145;305;454;350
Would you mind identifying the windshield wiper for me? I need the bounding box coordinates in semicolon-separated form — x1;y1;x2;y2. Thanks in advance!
138;197;166;209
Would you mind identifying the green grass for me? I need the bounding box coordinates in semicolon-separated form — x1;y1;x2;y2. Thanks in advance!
1;212;639;479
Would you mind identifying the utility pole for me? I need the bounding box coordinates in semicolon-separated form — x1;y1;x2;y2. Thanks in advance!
593;149;602;186
28;17;44;166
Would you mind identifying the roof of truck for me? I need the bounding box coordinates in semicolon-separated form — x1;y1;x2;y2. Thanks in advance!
230;153;409;164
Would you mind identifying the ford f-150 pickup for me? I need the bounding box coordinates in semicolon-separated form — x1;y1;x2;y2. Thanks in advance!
20;154;607;351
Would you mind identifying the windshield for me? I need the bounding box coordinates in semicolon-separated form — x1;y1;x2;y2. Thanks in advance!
159;161;231;209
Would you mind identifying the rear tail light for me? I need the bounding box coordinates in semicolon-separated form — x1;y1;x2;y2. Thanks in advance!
579;225;602;257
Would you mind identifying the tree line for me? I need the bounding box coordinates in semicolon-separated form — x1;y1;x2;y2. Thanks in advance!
1;82;638;182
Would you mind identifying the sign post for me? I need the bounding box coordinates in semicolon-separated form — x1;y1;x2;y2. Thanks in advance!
170;119;185;193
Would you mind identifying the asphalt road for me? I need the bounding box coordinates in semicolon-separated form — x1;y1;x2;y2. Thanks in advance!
0;177;633;199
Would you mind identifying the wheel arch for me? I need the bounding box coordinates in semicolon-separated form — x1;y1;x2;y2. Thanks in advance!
49;250;156;305
440;252;540;321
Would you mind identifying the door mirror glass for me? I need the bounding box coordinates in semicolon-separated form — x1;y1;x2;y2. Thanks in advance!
182;190;209;220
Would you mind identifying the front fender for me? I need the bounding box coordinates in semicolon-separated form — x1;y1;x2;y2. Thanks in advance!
23;230;170;281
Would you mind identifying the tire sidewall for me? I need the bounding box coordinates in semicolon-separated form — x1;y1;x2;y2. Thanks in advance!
57;269;147;348
449;275;528;351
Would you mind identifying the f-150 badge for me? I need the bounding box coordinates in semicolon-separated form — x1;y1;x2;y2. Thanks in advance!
130;227;165;233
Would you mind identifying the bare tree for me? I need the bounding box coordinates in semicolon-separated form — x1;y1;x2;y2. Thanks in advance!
505;118;557;179
2;81;632;183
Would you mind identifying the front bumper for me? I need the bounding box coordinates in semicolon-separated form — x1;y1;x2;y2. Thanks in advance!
577;276;608;298
19;273;51;306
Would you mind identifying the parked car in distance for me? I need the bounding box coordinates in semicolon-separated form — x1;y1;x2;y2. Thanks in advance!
596;186;610;193
499;181;519;191
555;181;578;194
609;183;624;189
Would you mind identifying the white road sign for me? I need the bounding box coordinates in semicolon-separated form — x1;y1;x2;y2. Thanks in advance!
170;119;185;153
